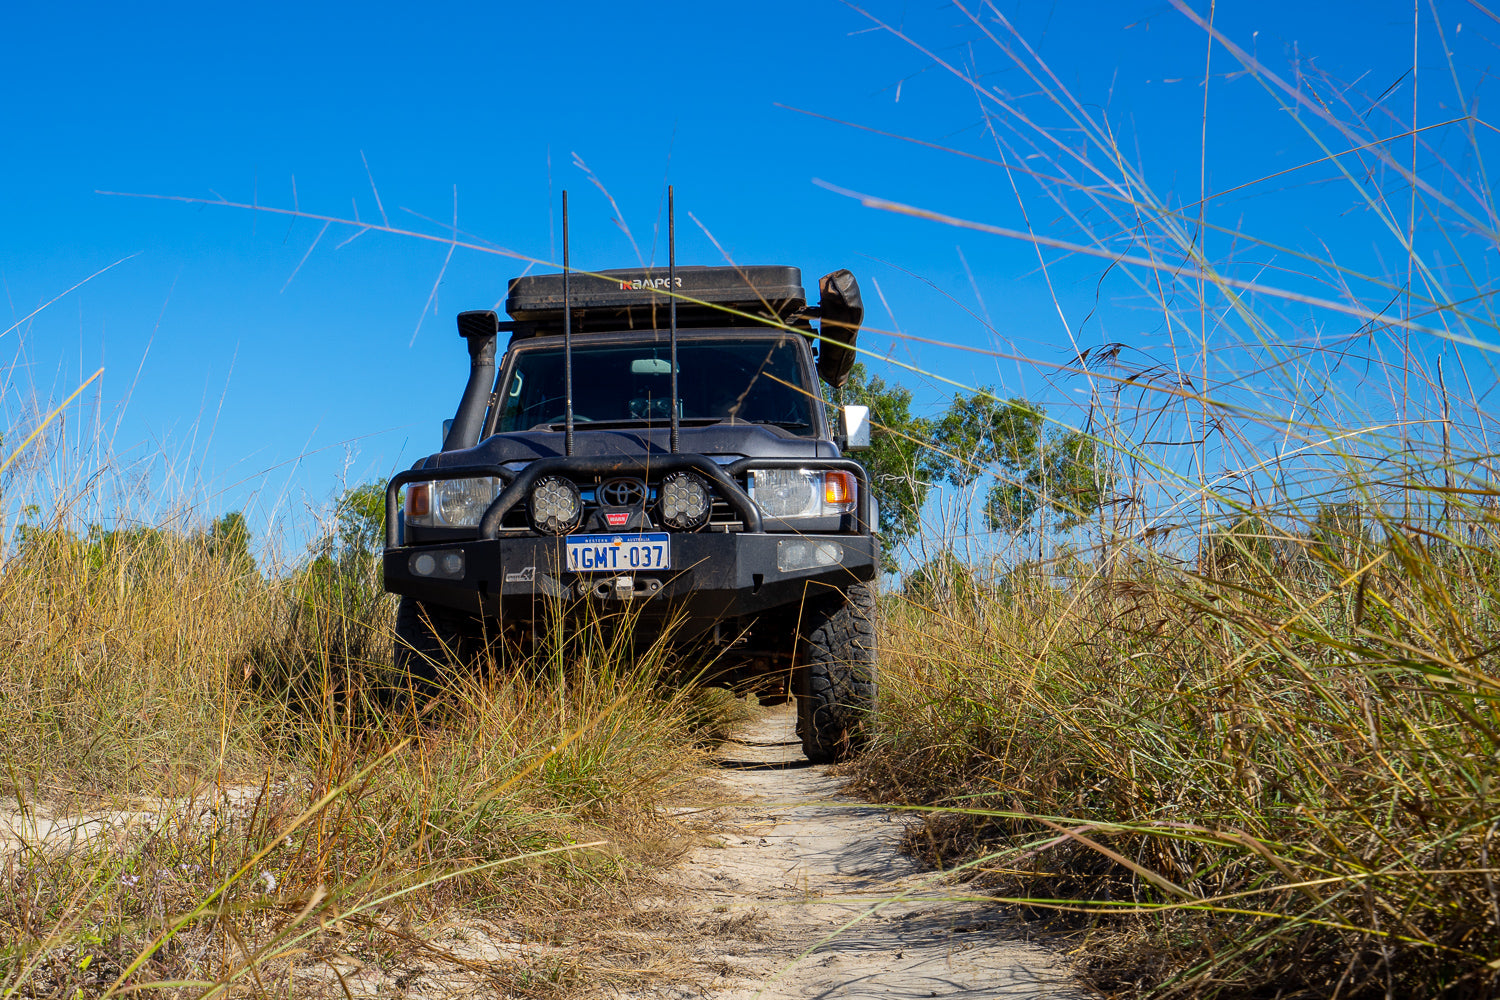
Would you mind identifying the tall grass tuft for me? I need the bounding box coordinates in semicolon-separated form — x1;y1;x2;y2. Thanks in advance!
860;507;1500;995
0;471;740;995
844;3;1500;996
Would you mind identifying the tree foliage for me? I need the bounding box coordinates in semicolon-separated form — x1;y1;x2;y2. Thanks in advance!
983;427;1109;534
924;388;1110;535
206;511;257;579
927;393;1044;489
826;369;1113;561
305;481;387;595
902;547;983;609
830;364;934;551
12;510;258;581
333;482;386;571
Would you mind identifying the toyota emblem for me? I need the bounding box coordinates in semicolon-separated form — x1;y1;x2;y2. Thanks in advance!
599;478;646;507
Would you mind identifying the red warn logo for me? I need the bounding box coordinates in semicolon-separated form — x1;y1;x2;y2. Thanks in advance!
605;511;631;527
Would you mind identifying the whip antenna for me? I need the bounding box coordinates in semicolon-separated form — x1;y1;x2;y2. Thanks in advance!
563;190;575;457
668;185;679;454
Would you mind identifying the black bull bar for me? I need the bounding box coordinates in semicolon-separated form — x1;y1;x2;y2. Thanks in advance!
384;454;873;547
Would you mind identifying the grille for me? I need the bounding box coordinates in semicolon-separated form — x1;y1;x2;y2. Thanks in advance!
708;495;744;531
493;505;533;535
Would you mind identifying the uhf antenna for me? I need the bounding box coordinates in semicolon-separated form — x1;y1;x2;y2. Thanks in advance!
668;186;680;454
562;190;575;457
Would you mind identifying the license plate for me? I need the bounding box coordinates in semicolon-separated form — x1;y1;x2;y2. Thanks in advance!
564;532;671;572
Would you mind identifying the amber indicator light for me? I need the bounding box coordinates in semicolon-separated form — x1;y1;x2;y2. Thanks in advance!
823;472;855;506
406;484;431;518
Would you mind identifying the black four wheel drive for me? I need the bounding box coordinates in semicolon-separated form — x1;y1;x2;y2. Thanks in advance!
381;259;879;762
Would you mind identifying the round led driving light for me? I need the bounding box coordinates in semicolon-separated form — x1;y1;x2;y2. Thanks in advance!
658;471;711;531
529;475;582;534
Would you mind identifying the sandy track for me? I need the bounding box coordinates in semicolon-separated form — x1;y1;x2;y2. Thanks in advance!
638;706;1088;999
1;710;1089;998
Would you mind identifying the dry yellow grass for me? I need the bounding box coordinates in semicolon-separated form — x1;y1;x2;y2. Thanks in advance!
0;504;745;996
855;513;1500;997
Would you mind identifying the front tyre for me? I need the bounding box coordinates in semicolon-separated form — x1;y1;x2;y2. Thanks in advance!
796;583;877;764
392;596;476;701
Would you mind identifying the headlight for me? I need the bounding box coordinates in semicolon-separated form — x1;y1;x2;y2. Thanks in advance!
747;469;857;519
404;477;501;528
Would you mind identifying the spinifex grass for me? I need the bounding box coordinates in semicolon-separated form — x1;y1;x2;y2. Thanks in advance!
854;508;1500;997
0;507;739;996
803;3;1500;995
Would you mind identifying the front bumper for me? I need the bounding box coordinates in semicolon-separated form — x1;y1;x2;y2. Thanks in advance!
383;530;878;626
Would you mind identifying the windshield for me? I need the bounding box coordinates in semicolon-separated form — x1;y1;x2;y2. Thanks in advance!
496;336;817;434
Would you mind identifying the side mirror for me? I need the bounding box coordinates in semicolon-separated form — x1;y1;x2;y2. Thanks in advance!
442;418;453;446
840;404;871;451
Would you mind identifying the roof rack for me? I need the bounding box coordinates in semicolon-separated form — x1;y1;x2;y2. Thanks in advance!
504;265;808;336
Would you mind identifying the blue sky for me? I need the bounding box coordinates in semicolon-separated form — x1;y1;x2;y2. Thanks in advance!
3;0;1494;556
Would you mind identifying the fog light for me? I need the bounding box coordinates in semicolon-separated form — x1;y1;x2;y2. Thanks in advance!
410;550;465;579
659;471;711;531
776;539;845;572
530;476;582;534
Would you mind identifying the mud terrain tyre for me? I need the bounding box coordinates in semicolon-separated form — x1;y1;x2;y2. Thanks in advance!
392;596;479;700
796;583;877;764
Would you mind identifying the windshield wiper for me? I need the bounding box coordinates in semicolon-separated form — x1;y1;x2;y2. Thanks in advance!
747;419;811;430
542;416;726;431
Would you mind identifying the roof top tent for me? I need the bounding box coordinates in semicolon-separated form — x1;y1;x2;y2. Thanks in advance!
504;265;811;335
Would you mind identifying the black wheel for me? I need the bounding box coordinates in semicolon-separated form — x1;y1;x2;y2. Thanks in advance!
392;596;480;700
796;583;877;764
